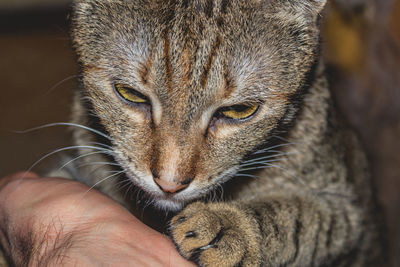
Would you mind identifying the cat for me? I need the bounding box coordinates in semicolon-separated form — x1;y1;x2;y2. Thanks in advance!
50;0;388;266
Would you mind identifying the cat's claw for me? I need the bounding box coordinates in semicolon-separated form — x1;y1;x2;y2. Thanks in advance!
170;202;261;267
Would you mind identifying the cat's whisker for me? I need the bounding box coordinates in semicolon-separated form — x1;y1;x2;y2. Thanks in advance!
125;184;137;204
135;187;144;208
83;163;118;179
43;75;78;96
239;162;306;186
270;135;299;144
78;161;121;168
125;182;136;201
212;189;217;203
241;152;298;165
240;153;298;166
142;197;155;216
87;141;113;150
252;142;299;155
239;165;277;172
26;145;113;173
107;175;132;200
216;183;224;201
114;176;130;189
105;170;126;174
210;184;218;203
116;179;135;200
14;122;112;141
81;170;126;197
242;152;292;164
207;190;214;203
57;151;116;172
239;158;285;168
235;173;259;179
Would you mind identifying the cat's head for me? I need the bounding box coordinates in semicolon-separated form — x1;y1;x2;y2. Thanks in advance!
71;0;326;210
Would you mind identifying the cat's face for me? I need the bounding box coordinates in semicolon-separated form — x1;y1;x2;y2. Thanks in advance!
72;0;325;210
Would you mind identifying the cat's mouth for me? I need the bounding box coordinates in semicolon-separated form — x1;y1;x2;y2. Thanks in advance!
110;149;238;211
139;182;204;211
122;167;237;211
119;171;198;211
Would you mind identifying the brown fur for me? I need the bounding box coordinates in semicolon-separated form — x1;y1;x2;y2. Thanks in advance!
57;0;389;266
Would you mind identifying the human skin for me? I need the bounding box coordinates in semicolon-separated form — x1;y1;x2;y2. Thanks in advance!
0;172;194;266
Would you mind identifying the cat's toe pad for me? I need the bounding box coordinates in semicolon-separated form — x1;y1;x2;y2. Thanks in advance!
170;202;258;267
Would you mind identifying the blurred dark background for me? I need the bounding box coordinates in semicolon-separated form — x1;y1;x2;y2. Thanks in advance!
0;0;399;266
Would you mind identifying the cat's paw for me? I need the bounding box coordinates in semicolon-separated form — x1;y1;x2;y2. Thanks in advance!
170;202;261;267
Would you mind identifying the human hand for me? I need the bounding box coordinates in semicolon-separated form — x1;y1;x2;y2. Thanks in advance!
0;172;194;266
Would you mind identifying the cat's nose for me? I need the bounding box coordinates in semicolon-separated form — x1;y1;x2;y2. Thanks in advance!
153;177;192;194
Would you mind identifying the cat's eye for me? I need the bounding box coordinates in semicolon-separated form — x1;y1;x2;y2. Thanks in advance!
219;104;259;120
114;84;149;104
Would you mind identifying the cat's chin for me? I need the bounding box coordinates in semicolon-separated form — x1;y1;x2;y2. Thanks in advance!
146;189;201;212
152;198;186;211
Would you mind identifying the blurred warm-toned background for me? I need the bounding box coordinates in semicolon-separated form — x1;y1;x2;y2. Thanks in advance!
0;0;399;266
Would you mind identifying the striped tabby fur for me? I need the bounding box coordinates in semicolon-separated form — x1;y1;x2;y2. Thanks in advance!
66;0;387;266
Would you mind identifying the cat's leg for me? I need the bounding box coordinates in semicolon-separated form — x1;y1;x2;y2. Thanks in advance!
170;193;374;267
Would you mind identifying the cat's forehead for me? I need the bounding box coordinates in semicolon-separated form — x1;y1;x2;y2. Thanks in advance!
74;0;276;62
117;16;272;123
73;0;319;68
90;2;276;104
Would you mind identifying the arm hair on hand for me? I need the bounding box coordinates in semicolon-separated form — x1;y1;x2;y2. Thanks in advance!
0;210;78;267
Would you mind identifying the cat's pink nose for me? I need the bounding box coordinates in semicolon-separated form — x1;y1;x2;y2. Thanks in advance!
153;178;190;194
